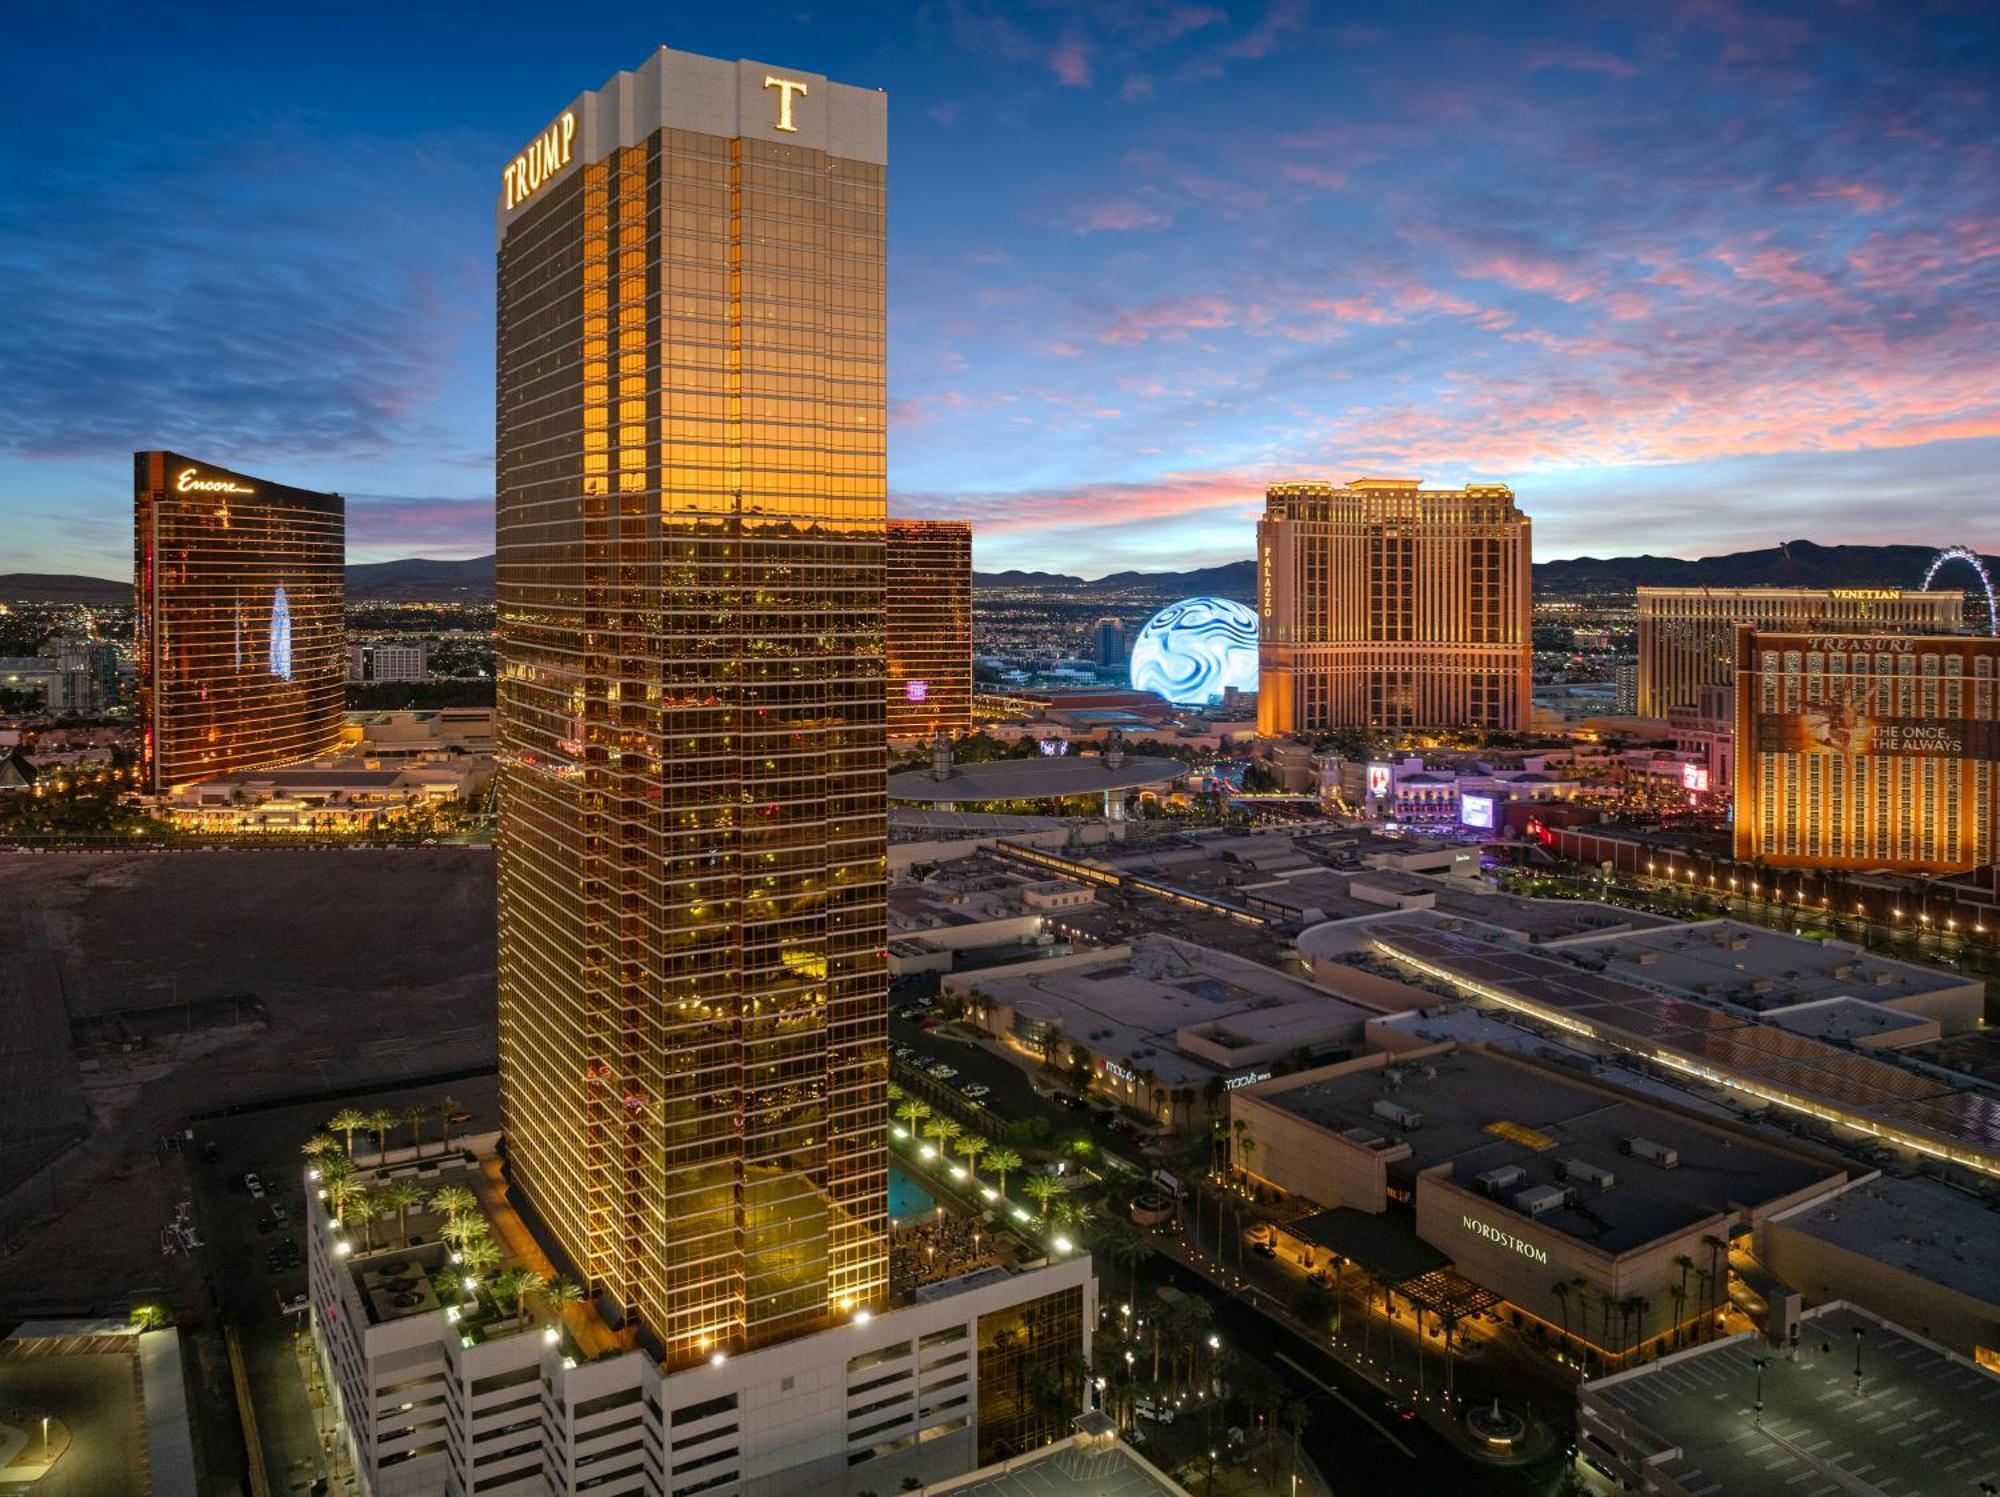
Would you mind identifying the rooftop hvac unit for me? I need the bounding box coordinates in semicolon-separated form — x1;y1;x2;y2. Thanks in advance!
1621;1136;1680;1169
1371;1099;1423;1131
1515;1184;1569;1218
1559;1158;1616;1190
1476;1165;1526;1196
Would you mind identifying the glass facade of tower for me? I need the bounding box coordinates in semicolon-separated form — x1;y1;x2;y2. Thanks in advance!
133;450;344;793
494;52;890;1368
885;518;972;739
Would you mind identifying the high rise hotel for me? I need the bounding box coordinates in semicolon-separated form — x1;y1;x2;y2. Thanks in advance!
425;47;1091;1497
134;451;344;792
1637;587;1961;719
885;518;973;740
1257;477;1532;735
496;45;890;1364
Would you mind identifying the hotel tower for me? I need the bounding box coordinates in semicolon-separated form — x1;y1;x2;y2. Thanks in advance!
310;52;1088;1496
1257;476;1532;734
134;451;344;792
885;518;973;740
495;49;891;1362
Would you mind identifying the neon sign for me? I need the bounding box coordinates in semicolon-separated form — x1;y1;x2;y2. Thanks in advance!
503;110;577;211
176;468;252;496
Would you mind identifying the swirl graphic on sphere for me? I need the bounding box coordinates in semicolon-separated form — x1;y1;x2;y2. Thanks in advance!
1128;596;1260;705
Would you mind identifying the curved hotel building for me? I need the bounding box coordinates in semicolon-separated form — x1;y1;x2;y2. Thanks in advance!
133;451;344;793
1257;476;1532;734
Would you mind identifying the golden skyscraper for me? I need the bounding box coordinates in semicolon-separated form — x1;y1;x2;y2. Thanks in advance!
133;451;344;793
494;49;889;1364
1257;476;1531;734
885;518;973;739
1636;586;1962;719
1734;626;2000;872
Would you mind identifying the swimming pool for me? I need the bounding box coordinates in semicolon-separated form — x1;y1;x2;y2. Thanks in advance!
889;1165;936;1223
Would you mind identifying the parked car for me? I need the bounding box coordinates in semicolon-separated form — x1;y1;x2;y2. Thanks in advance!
270;1202;288;1225
244;1173;265;1199
930;1066;957;1081
961;1084;990;1100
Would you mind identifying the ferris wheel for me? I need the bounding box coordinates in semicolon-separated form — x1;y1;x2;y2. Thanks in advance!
1920;546;1999;636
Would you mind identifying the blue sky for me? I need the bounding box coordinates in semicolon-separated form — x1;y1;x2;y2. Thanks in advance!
1;0;1995;578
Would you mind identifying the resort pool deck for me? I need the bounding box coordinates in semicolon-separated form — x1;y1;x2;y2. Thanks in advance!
888;1165;936;1224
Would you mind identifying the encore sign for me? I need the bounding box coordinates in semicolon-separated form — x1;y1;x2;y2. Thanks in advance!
176;468;253;496
504;110;577;211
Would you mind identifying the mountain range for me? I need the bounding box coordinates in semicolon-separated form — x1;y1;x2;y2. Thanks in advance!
2;539;1990;606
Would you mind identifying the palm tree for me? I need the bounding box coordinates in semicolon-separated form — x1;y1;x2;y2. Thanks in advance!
538;1275;584;1323
1626;1295;1650;1358
984;1146;1022;1197
379;1179;425;1245
429;1183;477;1222
458;1237;502;1276
1234;1130;1257;1183
1283;1395;1311;1489
1692;1267;1713;1341
502;1268;546;1320
437;1095;463;1154
401;1104;428;1158
300;1132;341;1166
1053;1197;1090;1230
954;1133;987;1181
430;1266;467;1307
1552;1280;1572;1344
365;1108;398;1161
1024;1174;1062;1220
1439;1311;1462;1406
1093;1219;1148;1310
441;1214;490;1253
327;1108;368;1160
1672;1252;1696;1318
344;1189;383;1250
1701;1233;1728;1333
922;1117;961;1158
1669;1285;1688;1348
895;1099;930;1134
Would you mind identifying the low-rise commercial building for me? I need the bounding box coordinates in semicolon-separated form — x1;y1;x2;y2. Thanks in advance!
1545;918;1984;1033
1233;1043;1844;1362
154;765;473;832
1758;1173;2000;1369
954;933;1374;1126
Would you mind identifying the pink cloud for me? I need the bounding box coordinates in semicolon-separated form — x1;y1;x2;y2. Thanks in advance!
1065;197;1172;234
1098;294;1236;344
1049;38;1092;87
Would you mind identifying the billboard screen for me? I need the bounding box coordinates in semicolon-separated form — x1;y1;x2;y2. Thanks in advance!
1461;793;1495;829
1681;762;1709;793
1367;763;1392;798
1755;710;2000;760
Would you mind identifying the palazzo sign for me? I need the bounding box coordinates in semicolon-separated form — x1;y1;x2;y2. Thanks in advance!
1461;1214;1548;1265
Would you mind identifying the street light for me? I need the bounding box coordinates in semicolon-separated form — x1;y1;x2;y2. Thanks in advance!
1751;1355;1770;1424
1853;1325;1865;1393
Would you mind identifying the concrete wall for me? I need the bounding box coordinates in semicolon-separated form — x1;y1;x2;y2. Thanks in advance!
1758;1209;2000;1365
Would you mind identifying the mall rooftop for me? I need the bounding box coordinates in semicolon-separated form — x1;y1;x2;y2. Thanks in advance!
1547;919;1983;1027
957;933;1375;1089
1766;1173;2000;1312
1259;1044;1841;1253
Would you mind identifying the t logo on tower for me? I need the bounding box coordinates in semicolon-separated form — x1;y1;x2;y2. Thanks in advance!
764;74;808;130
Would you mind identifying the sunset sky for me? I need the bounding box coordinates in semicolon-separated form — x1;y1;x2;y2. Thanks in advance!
1;0;1995;577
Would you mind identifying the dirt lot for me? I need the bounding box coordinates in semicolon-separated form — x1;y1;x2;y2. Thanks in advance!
0;847;497;1313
